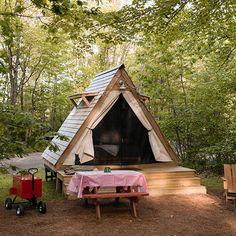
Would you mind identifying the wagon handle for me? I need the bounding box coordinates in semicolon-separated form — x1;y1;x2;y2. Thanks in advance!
28;168;38;202
28;168;38;176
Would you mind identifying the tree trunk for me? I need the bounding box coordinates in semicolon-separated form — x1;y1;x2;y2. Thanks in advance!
164;63;183;158
8;46;18;105
20;83;24;111
179;56;191;155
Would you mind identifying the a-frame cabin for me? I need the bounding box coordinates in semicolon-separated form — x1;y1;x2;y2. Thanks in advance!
42;64;206;196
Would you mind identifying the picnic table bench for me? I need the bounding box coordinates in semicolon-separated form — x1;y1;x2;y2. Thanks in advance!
83;190;149;219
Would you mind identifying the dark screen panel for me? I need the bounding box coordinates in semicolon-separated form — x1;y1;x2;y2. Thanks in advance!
85;95;156;165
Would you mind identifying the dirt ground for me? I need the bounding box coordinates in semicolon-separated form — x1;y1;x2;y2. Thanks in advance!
1;192;236;236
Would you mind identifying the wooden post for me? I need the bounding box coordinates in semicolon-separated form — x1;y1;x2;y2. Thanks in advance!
115;197;120;205
55;177;62;193
84;198;88;207
130;197;137;218
94;199;101;219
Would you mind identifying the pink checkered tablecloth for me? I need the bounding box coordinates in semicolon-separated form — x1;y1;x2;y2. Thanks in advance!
67;170;149;198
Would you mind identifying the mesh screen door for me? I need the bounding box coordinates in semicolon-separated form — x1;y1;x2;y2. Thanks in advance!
88;95;156;165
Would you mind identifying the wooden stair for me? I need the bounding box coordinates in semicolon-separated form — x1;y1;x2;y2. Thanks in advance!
141;166;206;195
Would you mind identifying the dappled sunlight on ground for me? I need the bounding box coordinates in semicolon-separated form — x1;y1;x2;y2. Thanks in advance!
1;193;236;236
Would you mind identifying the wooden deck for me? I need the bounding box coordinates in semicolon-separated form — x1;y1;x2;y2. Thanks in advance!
55;164;206;197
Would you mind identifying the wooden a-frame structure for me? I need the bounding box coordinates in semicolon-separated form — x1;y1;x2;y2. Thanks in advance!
43;64;178;171
42;64;206;196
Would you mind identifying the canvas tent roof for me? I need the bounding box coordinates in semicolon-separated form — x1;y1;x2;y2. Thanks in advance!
42;64;178;169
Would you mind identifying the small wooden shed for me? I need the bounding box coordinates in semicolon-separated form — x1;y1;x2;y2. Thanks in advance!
42;64;206;195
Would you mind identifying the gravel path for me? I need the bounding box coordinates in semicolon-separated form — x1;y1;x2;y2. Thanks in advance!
2;152;43;169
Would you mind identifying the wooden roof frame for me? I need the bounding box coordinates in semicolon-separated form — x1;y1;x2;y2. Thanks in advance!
68;92;98;107
55;65;178;169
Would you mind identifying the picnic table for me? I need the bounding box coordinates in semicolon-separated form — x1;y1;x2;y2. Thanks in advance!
67;170;149;218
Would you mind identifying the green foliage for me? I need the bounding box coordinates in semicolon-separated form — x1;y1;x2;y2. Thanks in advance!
0;0;235;176
0;168;9;174
129;0;236;174
37;169;64;200
16;169;30;175
0;103;46;159
0;0;88;159
0;172;12;202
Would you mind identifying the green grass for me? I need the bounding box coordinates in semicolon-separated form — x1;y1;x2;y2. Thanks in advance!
0;173;12;203
37;169;64;201
0;168;64;203
200;175;223;190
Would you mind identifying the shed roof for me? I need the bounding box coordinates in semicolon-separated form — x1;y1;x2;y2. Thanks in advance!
42;65;123;165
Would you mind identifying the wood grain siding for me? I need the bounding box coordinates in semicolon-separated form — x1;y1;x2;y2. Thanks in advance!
62;113;90;121
53;139;69;147
86;83;113;92
86;83;113;93
62;119;85;124
42;147;64;165
60;124;82;129
43;101;98;164
59;127;79;133
85;71;117;93
67;109;93;117
88;72;117;85
42;66;122;166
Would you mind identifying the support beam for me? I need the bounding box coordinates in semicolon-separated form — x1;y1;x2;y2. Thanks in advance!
68;92;98;107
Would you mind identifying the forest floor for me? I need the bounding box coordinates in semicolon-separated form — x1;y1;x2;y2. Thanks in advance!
1;192;236;236
1;153;236;235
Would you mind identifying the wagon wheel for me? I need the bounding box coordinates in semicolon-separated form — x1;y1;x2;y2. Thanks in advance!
4;198;13;210
37;201;47;214
16;205;24;216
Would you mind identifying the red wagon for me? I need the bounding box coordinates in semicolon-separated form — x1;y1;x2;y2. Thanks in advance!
4;168;46;216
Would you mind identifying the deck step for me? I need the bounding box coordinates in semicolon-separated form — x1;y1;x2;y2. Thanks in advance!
143;171;196;179
146;177;201;188
148;186;207;196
